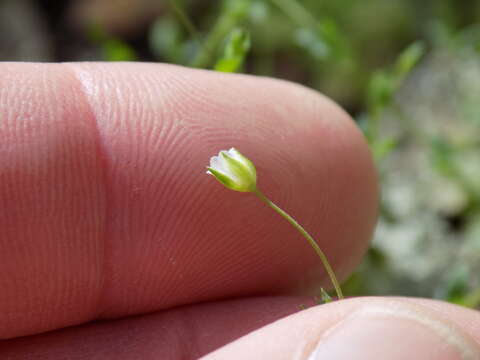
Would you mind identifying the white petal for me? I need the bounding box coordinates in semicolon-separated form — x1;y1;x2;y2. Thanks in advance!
228;148;243;162
210;155;225;172
212;153;240;180
227;148;238;157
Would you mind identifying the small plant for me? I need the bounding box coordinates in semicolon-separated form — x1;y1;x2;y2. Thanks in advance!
206;148;344;300
215;28;251;72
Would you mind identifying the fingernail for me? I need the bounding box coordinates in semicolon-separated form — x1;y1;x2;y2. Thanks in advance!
309;305;480;360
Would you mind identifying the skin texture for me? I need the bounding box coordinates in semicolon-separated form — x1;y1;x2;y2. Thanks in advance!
0;63;478;359
203;297;480;360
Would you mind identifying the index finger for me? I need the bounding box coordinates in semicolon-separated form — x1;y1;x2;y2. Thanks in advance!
0;62;377;339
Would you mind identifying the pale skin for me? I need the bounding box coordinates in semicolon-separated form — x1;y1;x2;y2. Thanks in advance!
0;63;479;359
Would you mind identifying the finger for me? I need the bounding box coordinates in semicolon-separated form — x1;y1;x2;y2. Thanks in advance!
1;297;479;360
0;62;377;339
203;297;480;360
0;296;316;359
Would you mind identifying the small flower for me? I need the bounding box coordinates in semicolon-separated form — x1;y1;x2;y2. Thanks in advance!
206;148;257;192
205;147;343;299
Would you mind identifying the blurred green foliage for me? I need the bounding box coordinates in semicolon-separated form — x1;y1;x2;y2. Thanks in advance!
88;24;137;61
214;28;250;72
363;41;426;161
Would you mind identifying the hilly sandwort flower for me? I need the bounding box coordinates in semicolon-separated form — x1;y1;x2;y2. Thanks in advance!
206;147;343;300
206;148;257;192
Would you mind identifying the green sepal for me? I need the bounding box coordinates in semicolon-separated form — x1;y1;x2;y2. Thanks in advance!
220;151;256;192
207;167;237;190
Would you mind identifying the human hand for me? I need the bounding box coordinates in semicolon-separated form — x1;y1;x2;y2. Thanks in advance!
0;63;479;359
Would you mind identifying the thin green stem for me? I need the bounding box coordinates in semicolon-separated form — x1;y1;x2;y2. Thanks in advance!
254;189;344;299
169;0;200;41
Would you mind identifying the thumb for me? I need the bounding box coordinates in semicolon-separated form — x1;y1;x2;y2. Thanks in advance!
201;297;480;360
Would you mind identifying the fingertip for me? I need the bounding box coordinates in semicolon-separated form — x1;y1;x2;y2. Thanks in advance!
202;297;480;360
1;62;378;338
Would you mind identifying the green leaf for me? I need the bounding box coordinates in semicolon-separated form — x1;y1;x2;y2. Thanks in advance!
88;23;137;62
215;28;251;72
372;138;398;162
393;41;426;83
364;41;425;143
320;288;333;303
367;70;393;116
103;39;137;62
190;0;252;68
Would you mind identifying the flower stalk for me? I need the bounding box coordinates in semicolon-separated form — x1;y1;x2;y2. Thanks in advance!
253;188;343;299
206;148;343;300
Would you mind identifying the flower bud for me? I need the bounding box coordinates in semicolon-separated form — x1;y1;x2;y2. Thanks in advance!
206;148;257;192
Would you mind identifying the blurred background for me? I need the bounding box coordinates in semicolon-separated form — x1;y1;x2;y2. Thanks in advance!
1;0;480;307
